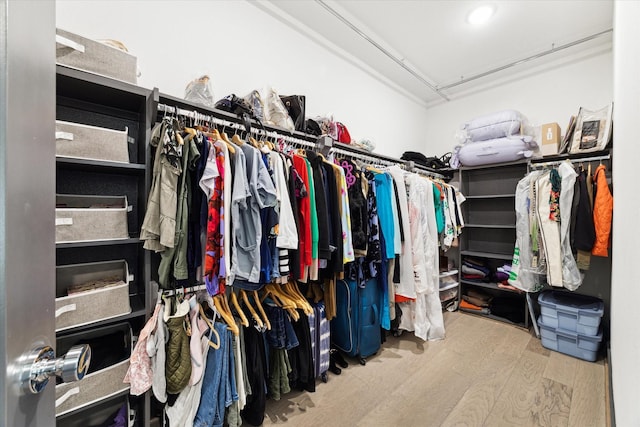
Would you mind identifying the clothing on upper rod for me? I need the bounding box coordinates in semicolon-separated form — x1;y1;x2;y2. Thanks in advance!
133;103;468;427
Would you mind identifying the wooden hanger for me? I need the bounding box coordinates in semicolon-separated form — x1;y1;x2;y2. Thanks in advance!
231;133;245;147
253;290;271;330
230;291;249;327
220;126;232;144
249;136;261;149
175;132;185;146
213;294;239;336
183;126;197;136
209;128;235;154
284;282;313;315
262;284;299;321
214;127;236;154
240;290;264;329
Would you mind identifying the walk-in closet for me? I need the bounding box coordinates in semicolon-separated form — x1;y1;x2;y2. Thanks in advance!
1;1;638;426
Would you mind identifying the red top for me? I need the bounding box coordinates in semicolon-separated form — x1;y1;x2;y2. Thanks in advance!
293;154;312;271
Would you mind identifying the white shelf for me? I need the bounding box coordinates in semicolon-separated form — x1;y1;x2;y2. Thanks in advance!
439;269;459;278
439;282;460;292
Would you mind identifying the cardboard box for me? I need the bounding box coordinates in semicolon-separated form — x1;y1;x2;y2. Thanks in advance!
541;123;561;156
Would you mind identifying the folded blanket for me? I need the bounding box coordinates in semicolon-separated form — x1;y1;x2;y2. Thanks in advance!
466;288;493;303
462;274;485;280
463;257;487;268
460;300;491;315
460;299;483;310
462;264;489;276
463;295;491;308
494;271;510;282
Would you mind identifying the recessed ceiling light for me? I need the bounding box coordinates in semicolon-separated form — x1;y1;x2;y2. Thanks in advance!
468;5;495;25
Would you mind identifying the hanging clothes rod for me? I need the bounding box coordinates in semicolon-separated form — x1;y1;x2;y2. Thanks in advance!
331;147;445;178
161;283;208;297
156;102;316;149
331;141;411;165
331;147;396;167
413;166;445;179
157;102;441;175
529;153;611;169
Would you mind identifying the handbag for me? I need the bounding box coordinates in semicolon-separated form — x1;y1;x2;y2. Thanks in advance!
280;95;306;132
305;118;322;136
214;94;259;135
335;122;351;143
214;94;254;117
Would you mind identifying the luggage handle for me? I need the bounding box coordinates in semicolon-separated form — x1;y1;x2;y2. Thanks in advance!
55;304;77;318
55;131;74;141
553;328;577;341
55;386;80;407
56;35;85;53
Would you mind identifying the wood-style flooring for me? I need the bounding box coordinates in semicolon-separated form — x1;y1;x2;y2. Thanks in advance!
258;311;607;427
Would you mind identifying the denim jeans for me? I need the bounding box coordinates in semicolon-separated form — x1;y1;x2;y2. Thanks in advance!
194;322;238;427
265;304;299;350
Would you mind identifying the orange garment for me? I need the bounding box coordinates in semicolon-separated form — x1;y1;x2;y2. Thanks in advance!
591;165;613;257
460;299;483;311
394;294;415;303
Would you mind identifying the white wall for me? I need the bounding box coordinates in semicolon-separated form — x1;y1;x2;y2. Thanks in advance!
611;1;640;425
55;0;427;159
421;50;613;156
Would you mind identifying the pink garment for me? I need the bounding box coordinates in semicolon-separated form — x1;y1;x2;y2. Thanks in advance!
124;303;162;395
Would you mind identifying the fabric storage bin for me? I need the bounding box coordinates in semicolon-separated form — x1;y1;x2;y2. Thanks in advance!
56;260;133;331
56;28;137;84
538;291;604;335
538;317;602;362
56;121;130;163
56;194;130;243
57;399;129;427
56;323;131;416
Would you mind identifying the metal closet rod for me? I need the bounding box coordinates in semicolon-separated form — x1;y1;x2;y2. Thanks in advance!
413;162;447;178
156;102;441;176
161;283;208;297
332;148;445;178
314;0;611;97
439;28;613;91
314;0;449;102
331;147;396;166
156;103;316;148
529;153;611;169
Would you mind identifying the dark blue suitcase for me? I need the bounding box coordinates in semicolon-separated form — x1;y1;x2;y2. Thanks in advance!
331;278;381;365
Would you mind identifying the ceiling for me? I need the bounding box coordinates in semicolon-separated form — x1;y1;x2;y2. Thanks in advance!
257;0;613;108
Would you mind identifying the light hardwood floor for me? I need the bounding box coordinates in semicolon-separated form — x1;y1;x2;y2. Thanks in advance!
258;311;607;427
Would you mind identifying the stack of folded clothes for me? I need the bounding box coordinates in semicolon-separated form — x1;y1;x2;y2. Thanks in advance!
460;288;492;314
494;264;511;283
461;258;491;282
494;264;523;292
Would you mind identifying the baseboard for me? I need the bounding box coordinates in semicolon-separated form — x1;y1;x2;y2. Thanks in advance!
606;343;616;427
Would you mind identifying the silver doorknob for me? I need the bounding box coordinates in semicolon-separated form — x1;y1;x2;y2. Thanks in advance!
18;344;91;394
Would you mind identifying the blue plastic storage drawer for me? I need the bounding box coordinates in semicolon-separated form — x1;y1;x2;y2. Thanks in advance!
538;317;602;362
538;291;604;336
